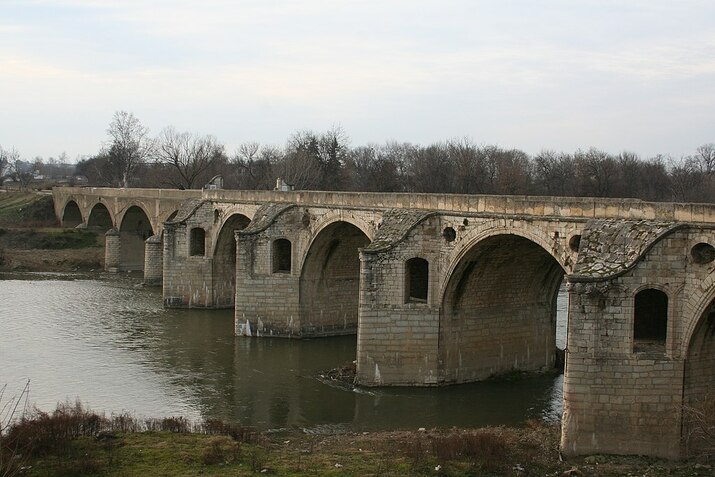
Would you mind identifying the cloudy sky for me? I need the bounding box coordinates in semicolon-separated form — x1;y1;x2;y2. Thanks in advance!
1;0;714;161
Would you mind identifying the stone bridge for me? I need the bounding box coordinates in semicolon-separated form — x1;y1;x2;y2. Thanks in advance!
52;186;715;459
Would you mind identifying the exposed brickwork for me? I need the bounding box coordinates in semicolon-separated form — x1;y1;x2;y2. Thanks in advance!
162;200;262;308
143;234;163;285
104;228;120;272
53;187;715;460
235;205;381;337
572;219;684;279
562;226;715;458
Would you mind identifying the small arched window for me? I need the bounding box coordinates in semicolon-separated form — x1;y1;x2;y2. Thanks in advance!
190;227;206;256
273;239;292;273
405;257;429;303
634;288;668;353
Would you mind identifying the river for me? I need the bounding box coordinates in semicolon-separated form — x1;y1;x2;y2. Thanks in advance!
0;272;566;432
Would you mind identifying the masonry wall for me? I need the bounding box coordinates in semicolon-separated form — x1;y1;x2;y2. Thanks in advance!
235;222;302;337
561;230;715;459
143;235;163;285
234;206;381;337
356;214;579;386
104;229;120;272
163;203;216;307
357;216;445;385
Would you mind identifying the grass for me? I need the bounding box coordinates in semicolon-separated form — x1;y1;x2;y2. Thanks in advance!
1;400;713;477
0;193;56;227
0;192;96;250
0;229;99;250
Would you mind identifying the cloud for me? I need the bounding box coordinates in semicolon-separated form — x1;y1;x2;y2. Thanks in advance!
1;0;715;159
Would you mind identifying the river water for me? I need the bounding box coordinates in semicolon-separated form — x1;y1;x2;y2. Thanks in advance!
1;273;566;432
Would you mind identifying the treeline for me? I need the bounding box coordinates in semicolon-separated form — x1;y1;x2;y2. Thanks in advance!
5;111;715;203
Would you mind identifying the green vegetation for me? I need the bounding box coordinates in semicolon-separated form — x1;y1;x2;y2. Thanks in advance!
0;228;99;250
0;192;97;252
0;192;56;227
0;191;103;271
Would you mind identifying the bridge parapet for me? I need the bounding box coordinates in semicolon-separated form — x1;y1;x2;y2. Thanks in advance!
55;186;715;224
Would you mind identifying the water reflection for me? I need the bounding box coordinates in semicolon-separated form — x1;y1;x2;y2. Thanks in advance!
1;273;564;431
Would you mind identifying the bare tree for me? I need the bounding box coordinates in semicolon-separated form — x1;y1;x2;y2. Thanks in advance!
344;144;405;192
693;143;715;176
534;150;576;196
670;156;707;202
0;147;32;188
0;145;14;182
575;148;618;197
153;127;225;189
106;111;151;187
406;143;455;193
10;159;33;189
280;127;351;190
230;142;275;190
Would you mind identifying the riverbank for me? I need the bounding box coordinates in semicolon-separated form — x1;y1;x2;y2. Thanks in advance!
2;400;711;477
0;191;104;272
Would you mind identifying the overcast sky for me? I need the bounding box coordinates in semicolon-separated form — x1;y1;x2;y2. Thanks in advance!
1;0;714;162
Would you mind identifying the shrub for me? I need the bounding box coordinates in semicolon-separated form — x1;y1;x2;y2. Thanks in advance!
683;393;715;461
202;419;259;443
5;400;108;457
430;429;511;472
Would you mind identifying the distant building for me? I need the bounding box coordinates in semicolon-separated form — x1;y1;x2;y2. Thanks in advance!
275;178;294;192
204;175;223;190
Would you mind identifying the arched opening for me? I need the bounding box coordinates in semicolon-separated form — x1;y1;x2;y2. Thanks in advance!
633;288;668;353
87;203;112;231
119;205;154;271
190;228;206;256
440;234;565;383
683;300;715;456
212;213;251;307
272;239;292;273
299;222;370;336
62;200;82;228
405;257;429;303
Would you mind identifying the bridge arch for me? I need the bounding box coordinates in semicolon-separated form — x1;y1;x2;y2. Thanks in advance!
163;209;179;224
306;211;377;249
119;204;154;271
682;293;715;455
442;223;569;289
61;199;83;227
212;212;251;307
87;201;114;231
299;220;371;336
439;231;566;383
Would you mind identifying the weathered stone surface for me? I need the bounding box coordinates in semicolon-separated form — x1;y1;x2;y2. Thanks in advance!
571;219;684;281
239;203;295;235
53;187;715;460
363;209;435;252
